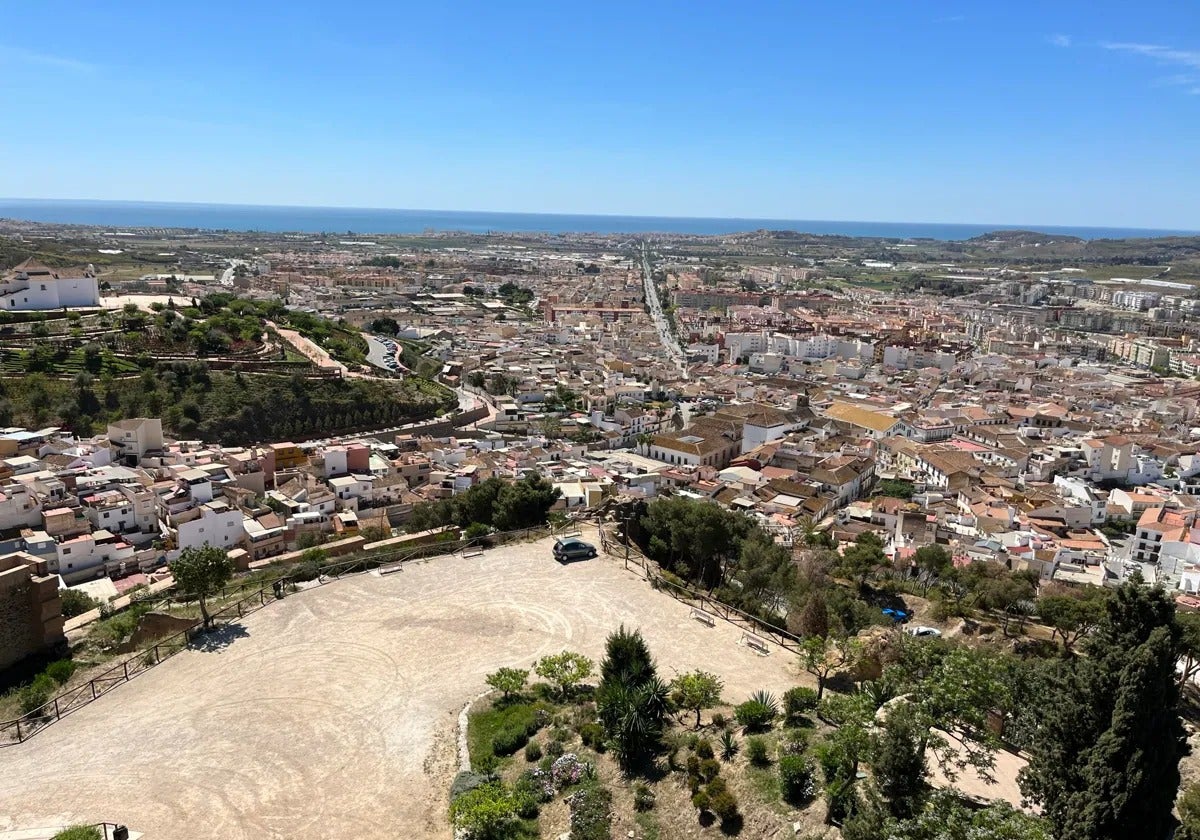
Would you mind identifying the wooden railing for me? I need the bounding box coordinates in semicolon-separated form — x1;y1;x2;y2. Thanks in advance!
598;524;805;654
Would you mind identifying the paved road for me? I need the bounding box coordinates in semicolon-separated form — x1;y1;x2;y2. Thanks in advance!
640;243;689;379
218;259;248;287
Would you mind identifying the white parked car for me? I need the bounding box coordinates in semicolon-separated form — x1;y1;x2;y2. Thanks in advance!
905;625;942;638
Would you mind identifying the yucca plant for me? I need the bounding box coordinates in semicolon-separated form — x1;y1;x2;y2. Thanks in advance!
719;729;739;761
750;690;779;717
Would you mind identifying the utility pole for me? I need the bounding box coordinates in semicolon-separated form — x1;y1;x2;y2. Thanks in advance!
622;508;631;571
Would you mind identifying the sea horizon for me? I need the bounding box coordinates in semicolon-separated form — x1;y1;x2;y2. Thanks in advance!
0;197;1195;242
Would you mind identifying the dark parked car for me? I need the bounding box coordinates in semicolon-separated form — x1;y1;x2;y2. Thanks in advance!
553;537;597;562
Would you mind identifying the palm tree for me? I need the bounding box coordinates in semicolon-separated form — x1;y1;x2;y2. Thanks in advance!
798;517;819;546
596;676;669;773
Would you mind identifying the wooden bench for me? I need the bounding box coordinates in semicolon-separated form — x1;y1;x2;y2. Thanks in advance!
741;632;770;654
461;545;485;558
690;607;716;627
379;563;405;576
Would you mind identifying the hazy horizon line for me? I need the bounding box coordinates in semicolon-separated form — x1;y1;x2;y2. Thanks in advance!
1;196;1195;235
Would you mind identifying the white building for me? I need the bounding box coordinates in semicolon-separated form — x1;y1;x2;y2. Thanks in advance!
107;418;165;463
0;259;100;310
174;501;245;554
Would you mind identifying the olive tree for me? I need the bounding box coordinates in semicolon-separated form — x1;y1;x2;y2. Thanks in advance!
170;545;235;630
534;650;593;699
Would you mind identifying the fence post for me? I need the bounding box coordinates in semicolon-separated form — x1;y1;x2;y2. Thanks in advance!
90;680;97;700
123;661;129;681
54;697;61;721
152;644;160;665
14;717;21;743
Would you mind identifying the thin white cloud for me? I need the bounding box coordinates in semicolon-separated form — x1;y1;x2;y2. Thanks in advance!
1049;34;1072;48
0;45;95;73
1102;41;1200;71
1156;73;1197;86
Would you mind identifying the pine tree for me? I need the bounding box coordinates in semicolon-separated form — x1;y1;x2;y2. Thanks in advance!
600;624;656;688
799;591;831;639
871;703;928;820
1020;583;1186;840
596;626;667;773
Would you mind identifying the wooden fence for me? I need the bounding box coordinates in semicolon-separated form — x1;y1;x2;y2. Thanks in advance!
0;516;584;747
598;524;805;654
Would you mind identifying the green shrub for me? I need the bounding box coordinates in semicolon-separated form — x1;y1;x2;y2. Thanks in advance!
695;738;715;760
45;659;76;686
691;790;711;813
511;775;541;819
59;588;99;618
633;783;656;812
524;740;543;762
19;673;56;715
449;782;518;838
779;754;817;804
746;736;770;766
546;740;565;759
468;701;547;769
492;727;529;756
517;768;554;804
579;722;606;751
686;754;701;776
700;758;721;781
51;828;102;840
711;712;727;729
551;726;571;743
783;686;819;723
734;698;777;732
708;788;739;821
464;522;491;541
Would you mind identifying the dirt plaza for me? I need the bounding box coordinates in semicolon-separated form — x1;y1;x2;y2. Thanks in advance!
0;530;799;839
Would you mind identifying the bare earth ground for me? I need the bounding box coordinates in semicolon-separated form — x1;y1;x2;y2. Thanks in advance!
0;530;799;839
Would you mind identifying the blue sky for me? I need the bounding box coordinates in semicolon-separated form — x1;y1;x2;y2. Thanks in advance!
1;0;1198;227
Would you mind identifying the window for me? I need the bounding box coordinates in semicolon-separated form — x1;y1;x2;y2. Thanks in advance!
62;547;71;555
103;512;110;519
40;284;46;291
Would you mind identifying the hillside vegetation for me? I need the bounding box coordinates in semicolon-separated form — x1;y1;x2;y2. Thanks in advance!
0;364;454;444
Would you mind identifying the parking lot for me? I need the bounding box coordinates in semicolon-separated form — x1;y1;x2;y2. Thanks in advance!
0;530;799;839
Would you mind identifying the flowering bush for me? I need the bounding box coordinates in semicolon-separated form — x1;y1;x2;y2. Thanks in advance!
778;754;817;804
523;768;555;802
551;753;593;789
566;785;613;840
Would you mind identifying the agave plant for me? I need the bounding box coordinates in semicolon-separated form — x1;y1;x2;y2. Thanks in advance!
749;689;779;717
719;729;739;761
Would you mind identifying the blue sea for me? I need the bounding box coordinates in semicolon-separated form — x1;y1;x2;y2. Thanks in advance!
0;198;1193;241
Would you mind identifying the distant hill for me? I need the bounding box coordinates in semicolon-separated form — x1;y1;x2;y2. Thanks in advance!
967;230;1085;247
